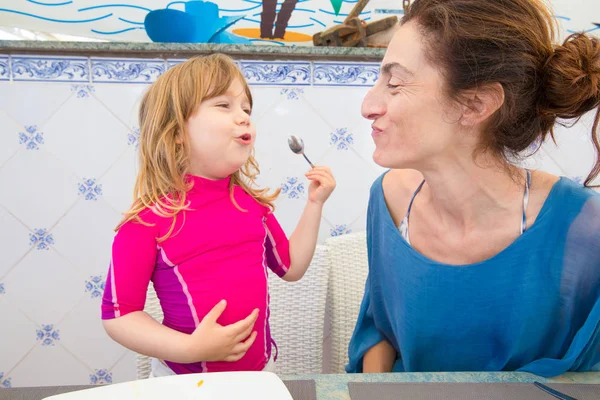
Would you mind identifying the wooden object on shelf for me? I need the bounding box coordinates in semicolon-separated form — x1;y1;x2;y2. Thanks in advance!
312;0;403;48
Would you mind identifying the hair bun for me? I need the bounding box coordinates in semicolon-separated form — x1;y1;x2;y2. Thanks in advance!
541;33;600;120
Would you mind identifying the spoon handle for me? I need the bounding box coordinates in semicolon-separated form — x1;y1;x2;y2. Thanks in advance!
302;154;315;168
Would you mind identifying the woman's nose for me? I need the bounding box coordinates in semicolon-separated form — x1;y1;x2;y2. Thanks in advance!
361;85;386;120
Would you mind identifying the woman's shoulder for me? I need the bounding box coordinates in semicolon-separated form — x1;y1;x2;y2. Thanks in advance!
369;169;424;226
371;169;423;198
532;171;600;242
539;171;600;211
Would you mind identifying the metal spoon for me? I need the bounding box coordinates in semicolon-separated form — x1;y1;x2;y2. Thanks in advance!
288;135;315;168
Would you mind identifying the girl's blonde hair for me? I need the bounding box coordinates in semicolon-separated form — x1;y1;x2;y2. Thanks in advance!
117;53;280;240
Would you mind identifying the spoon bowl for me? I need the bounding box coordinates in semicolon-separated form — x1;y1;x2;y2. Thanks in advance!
287;135;315;168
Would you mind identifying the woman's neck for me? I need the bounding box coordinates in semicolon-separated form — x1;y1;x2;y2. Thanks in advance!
418;155;526;233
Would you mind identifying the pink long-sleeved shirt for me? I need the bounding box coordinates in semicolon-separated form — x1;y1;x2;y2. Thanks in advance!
101;175;290;373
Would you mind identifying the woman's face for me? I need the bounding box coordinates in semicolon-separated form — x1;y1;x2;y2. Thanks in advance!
362;21;465;170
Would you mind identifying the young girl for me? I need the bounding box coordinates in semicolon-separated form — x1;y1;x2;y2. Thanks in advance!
101;54;336;376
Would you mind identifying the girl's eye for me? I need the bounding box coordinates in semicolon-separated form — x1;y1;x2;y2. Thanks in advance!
217;103;229;108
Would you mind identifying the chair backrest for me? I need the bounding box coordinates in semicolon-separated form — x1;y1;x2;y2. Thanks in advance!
136;244;329;378
325;231;369;373
136;283;163;380
268;244;329;374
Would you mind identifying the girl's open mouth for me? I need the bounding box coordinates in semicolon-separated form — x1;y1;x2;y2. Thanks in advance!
236;133;252;145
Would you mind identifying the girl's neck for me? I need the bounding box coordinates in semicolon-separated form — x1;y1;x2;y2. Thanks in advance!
186;173;231;192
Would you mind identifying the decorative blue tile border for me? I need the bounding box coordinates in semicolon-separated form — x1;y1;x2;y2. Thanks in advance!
1;56;382;87
240;61;311;86
313;62;380;87
90;58;166;84
167;59;186;69
166;58;241;70
0;56;8;81
11;56;88;82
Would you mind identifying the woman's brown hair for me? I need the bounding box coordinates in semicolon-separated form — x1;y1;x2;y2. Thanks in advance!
404;0;600;187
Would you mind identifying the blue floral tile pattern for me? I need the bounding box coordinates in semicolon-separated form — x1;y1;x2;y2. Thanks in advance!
91;59;165;83
330;224;352;237
29;229;54;250
11;57;88;82
90;369;112;385
0;372;11;388
313;62;379;86
280;88;304;100
36;324;60;346
128;127;140;149
19;125;44;150
71;84;95;98
4;57;392;87
241;62;311;86
78;178;103;201
85;276;105;299
281;177;305;199
330;128;354;150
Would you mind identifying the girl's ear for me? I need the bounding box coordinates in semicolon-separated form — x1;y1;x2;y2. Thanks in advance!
175;130;185;145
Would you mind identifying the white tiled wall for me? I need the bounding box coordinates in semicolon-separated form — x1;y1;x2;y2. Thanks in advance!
0;52;597;388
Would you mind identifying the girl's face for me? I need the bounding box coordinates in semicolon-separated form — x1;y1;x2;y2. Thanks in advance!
185;78;255;180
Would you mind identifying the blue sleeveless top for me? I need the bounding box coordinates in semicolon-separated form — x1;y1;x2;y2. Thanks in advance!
347;173;600;377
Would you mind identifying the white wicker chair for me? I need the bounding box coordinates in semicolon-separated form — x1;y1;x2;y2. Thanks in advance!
135;244;329;378
268;244;329;375
325;231;369;373
136;283;164;379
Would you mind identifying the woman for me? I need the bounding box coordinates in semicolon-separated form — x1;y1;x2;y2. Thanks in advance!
347;0;600;377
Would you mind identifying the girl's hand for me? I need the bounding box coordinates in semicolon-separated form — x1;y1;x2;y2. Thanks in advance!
305;166;336;205
187;300;259;362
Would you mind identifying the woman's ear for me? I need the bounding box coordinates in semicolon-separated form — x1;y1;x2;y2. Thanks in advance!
460;82;505;126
